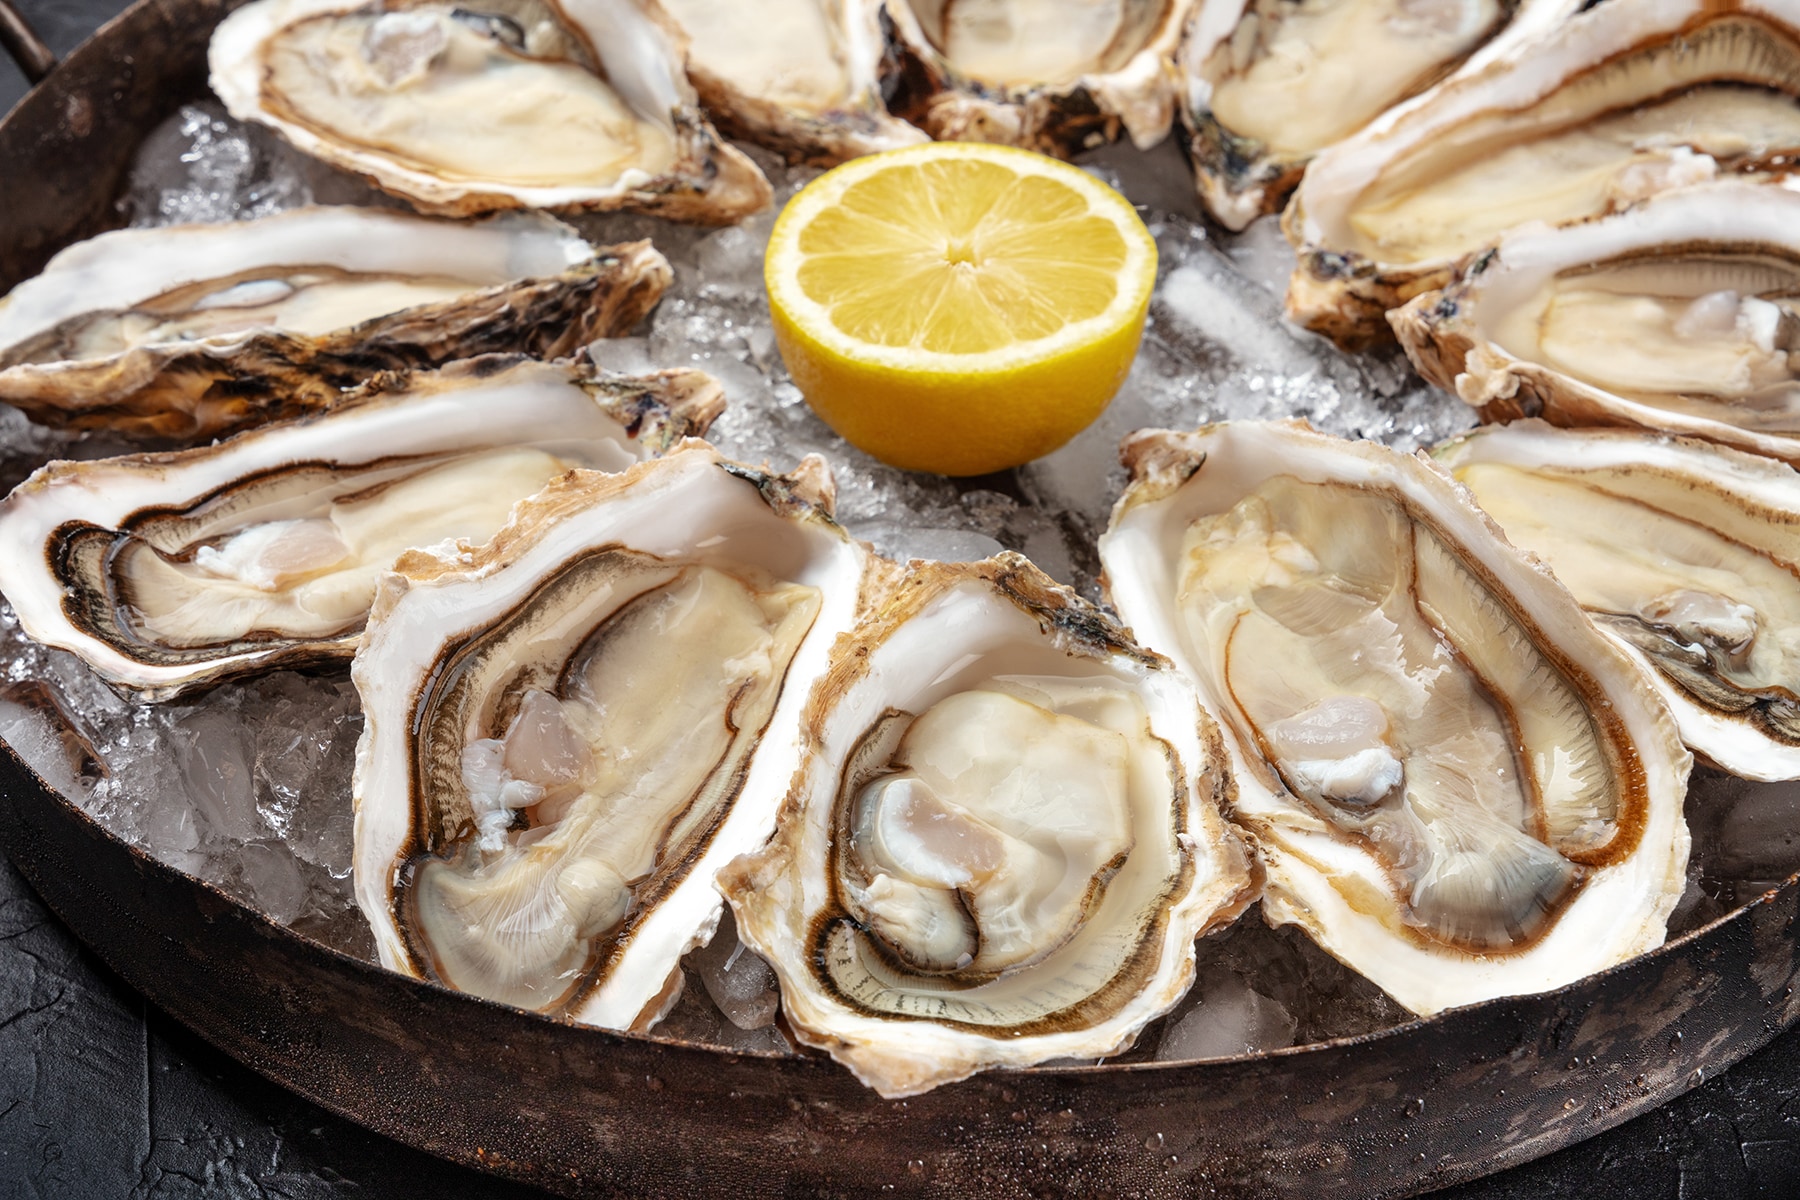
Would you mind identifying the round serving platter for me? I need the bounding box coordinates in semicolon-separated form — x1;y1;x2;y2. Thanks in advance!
3;1;1800;1195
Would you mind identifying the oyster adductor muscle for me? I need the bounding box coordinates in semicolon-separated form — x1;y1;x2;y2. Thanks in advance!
0;207;671;441
0;356;722;701
352;445;870;1031
722;554;1255;1097
1100;421;1691;1016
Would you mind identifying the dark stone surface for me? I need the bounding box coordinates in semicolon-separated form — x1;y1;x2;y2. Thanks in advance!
3;0;1800;1195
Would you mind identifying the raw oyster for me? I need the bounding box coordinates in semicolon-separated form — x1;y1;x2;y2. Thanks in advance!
0;207;670;440
1179;0;1577;230
1437;421;1800;782
656;0;926;162
722;554;1255;1097
0;355;721;701
1100;421;1691;1016
885;0;1194;155
1286;0;1800;349
210;0;772;222
352;445;869;1030
1392;182;1800;464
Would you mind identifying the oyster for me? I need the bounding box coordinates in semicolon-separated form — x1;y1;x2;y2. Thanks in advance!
1436;421;1800;782
656;0;927;162
885;0;1195;155
1392;181;1800;465
1179;0;1577;230
0;355;721;700
352;445;869;1030
1286;0;1800;349
210;0;772;222
0;207;670;440
1100;421;1691;1016
722;555;1255;1097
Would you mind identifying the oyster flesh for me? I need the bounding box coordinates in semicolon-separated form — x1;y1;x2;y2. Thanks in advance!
1437;421;1800;782
656;0;926;162
352;444;869;1030
1392;181;1800;466
1179;0;1578;230
210;0;772;222
0;355;721;700
722;554;1254;1096
1286;0;1800;349
1100;421;1691;1016
0;207;670;440
885;0;1195;154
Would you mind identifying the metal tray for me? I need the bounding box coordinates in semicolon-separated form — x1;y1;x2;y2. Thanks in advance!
2;1;1798;1194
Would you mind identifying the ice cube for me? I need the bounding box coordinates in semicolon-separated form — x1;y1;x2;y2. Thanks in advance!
690;908;781;1031
851;523;1005;564
175;707;263;844
238;839;309;925
1156;971;1298;1061
1225;215;1300;298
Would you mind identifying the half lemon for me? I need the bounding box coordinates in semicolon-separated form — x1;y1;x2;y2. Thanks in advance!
764;142;1157;477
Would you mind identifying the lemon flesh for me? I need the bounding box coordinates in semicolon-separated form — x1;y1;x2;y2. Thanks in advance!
765;143;1156;476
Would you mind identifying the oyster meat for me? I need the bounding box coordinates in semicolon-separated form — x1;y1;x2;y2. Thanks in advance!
1179;0;1577;230
1393;182;1800;465
0;355;721;700
886;0;1195;154
656;0;926;162
723;555;1254;1097
352;445;869;1030
0;207;670;440
1286;0;1800;349
210;0;772;222
1437;421;1800;782
1100;421;1691;1016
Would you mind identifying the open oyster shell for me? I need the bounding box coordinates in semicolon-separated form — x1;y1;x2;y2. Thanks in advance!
885;0;1195;155
1436;421;1800;782
657;0;926;162
1178;0;1578;230
352;444;870;1031
1286;0;1800;349
0;207;670;441
210;0;772;223
0;355;721;701
1100;421;1691;1017
1392;181;1800;464
722;554;1255;1097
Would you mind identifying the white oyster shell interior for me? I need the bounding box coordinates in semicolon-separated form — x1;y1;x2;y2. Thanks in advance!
656;0;925;160
1439;421;1800;782
1288;0;1800;342
724;557;1253;1097
210;0;771;219
352;445;868;1032
0;207;592;367
1101;421;1691;1016
0;357;720;699
887;0;1194;150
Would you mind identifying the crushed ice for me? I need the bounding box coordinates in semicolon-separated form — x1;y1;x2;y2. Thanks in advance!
0;105;1786;1057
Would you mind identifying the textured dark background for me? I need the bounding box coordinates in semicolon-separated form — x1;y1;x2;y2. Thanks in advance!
4;1;1800;1194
